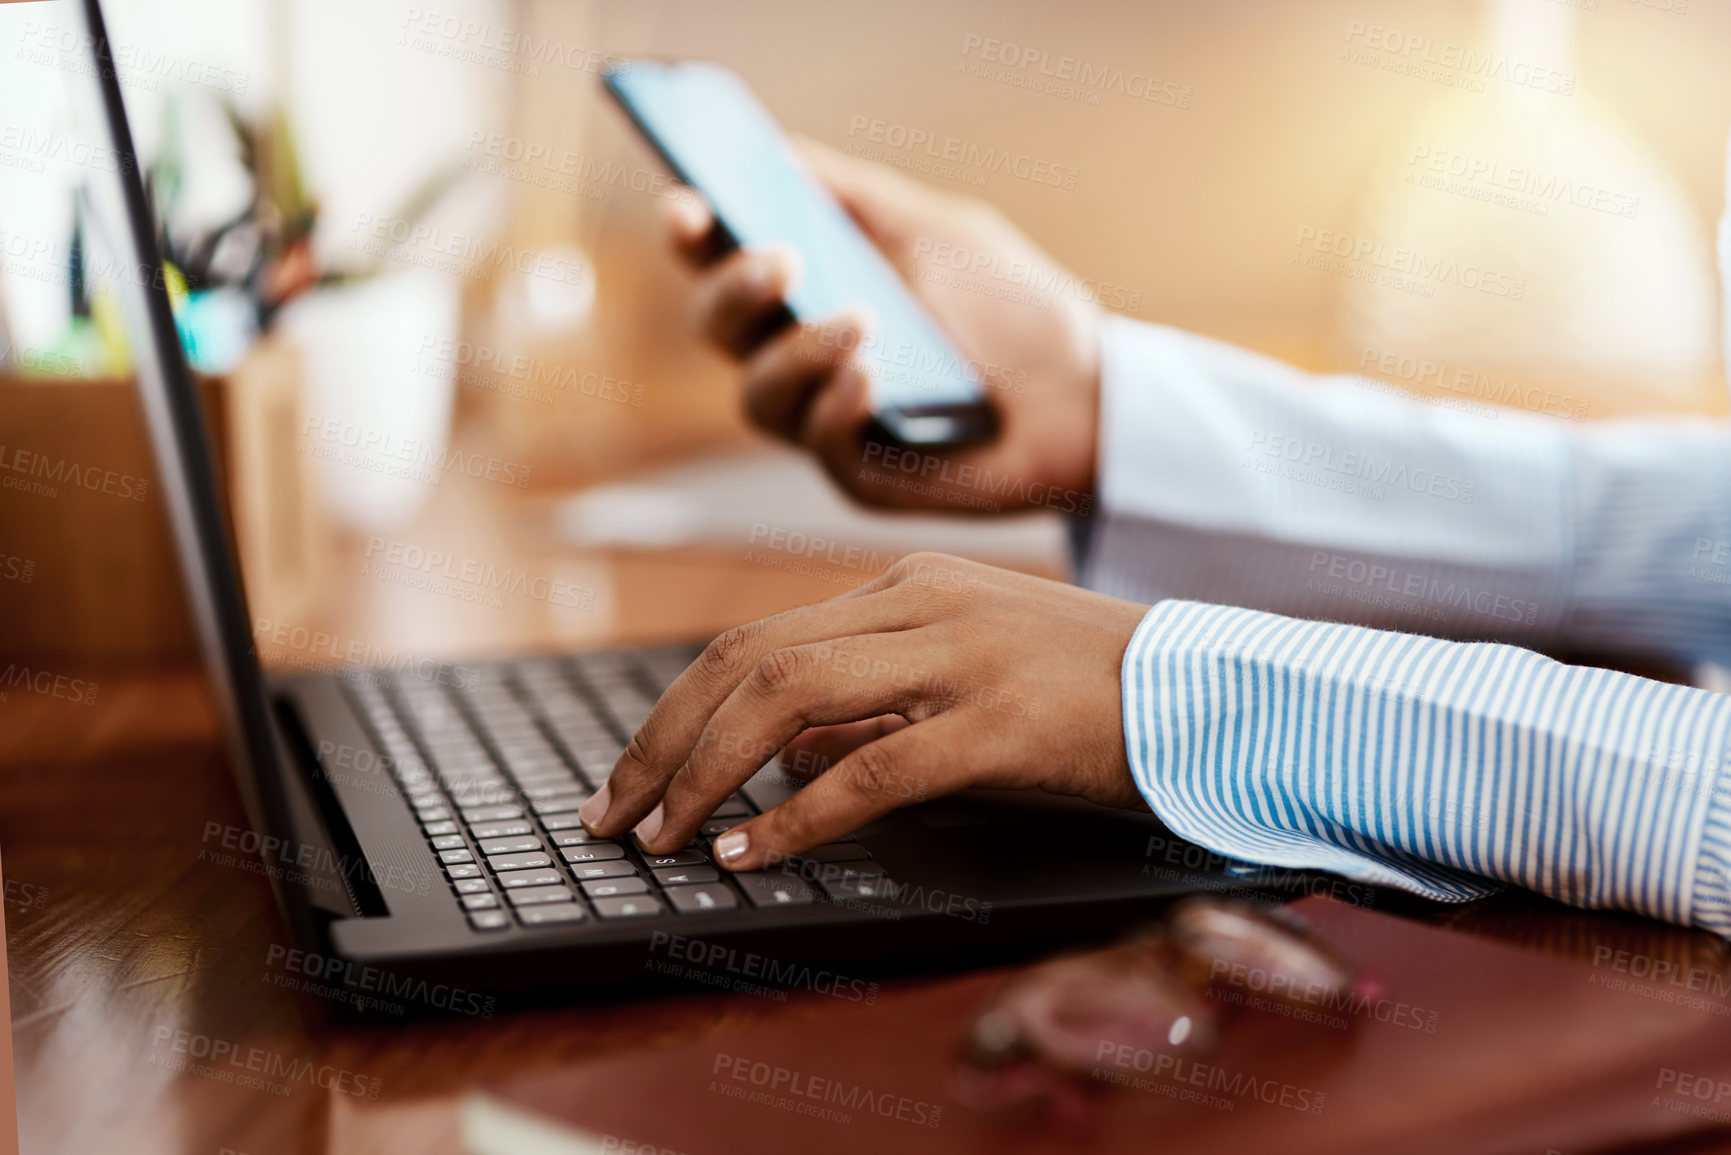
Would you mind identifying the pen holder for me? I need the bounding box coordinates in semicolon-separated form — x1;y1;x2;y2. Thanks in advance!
0;338;327;663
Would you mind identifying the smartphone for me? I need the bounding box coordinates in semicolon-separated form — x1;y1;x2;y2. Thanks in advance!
604;59;998;447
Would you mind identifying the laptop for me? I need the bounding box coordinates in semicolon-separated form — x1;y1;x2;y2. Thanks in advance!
70;0;1260;1007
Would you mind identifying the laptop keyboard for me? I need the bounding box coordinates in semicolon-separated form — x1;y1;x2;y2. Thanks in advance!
340;645;885;933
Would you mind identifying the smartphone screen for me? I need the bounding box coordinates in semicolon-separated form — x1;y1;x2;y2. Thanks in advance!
605;60;994;444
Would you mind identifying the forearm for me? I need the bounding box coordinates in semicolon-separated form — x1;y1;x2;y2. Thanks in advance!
1123;600;1731;935
1083;317;1731;666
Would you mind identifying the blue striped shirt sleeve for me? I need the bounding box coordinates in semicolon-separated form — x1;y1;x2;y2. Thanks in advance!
1122;599;1731;935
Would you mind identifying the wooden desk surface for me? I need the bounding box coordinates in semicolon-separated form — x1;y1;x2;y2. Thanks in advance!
8;487;1731;1155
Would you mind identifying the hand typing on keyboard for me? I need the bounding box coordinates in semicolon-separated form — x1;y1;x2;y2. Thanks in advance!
578;553;1151;870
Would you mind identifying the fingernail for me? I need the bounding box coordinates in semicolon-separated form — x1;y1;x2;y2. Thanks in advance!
714;829;749;865
579;783;612;831
669;195;707;235
635;803;665;846
835;304;875;342
750;246;801;293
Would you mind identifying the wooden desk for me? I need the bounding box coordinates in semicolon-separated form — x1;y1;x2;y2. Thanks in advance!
8;485;1731;1155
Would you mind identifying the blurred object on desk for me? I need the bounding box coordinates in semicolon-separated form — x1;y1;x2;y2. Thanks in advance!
0;370;229;662
552;444;1070;573
221;336;330;631
279;269;462;532
0;341;327;662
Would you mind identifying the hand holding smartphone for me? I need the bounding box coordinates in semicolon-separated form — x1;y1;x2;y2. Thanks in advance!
604;60;998;447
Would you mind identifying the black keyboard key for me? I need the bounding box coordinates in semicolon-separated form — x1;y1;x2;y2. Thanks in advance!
801;843;871;863
449;784;515;809
506;753;570;772
521;782;588;802
593;895;665;919
532;796;588;817
506;885;573;906
445;863;482;879
496;739;557;760
700;817;746;838
518;903;587;926
438;848;475;865
461;892;500;910
560;843;625;863
422;820;459;836
497;868;564;889
666;884;739;913
487;851;553;871
550;829;606;846
430;834;467;850
582;877;650;898
513;774;578;794
512;759;574;778
511;757;572;778
478;836;543;855
453;877;491;894
569;859;638;881
741;771;799;812
415;805;452;823
441;759;505;778
735;872;818;907
542;812;590;831
468;909;510;931
574;757;621;786
653;865;719;886
643;850;706;868
796;860;885;889
463;805;523;822
470;820;533;839
820;873;900;901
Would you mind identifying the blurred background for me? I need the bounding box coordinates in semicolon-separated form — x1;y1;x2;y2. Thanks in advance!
0;0;1726;669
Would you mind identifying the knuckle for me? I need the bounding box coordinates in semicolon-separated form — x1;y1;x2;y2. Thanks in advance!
621;732;653;766
658;765;710;815
750;646;809;695
764;803;821;857
697;623;759;683
900;550;949;573
843;744;900;801
887;551;971;602
612;731;659;790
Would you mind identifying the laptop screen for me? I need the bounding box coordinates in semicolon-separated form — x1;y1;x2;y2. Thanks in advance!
65;0;305;915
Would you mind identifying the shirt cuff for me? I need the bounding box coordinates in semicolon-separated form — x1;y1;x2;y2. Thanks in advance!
1120;599;1500;905
1690;786;1731;936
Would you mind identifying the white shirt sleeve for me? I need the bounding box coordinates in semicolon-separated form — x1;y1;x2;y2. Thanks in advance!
1079;315;1731;668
